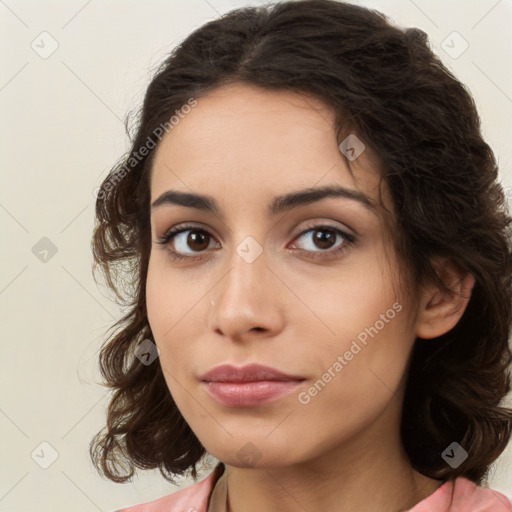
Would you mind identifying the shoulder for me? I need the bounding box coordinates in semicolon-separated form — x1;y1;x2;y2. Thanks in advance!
115;463;225;512
410;476;512;512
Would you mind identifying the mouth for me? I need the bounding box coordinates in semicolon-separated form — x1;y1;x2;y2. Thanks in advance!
199;363;306;407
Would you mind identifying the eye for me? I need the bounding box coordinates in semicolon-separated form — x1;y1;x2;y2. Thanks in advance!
288;224;355;260
156;223;220;262
155;222;356;263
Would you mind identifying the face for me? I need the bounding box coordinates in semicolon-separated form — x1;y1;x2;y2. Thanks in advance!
146;83;420;468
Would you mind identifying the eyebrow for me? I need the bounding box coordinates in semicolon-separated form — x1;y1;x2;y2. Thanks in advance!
151;185;376;217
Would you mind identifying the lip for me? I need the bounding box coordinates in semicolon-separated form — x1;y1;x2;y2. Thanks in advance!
199;363;305;407
199;363;304;383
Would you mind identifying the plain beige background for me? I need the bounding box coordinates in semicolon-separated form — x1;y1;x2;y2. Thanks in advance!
1;0;511;511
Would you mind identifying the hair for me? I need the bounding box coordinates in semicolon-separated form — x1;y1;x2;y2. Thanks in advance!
90;0;512;487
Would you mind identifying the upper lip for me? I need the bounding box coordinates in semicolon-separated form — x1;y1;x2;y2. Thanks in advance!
199;363;305;382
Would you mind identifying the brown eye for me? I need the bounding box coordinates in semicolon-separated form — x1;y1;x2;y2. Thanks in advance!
311;229;337;250
291;226;348;252
288;224;356;261
186;230;210;251
157;224;220;261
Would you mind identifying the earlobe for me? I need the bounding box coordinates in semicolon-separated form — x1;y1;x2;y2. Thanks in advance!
415;258;476;340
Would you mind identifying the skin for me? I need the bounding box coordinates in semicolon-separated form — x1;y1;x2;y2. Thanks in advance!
146;83;475;512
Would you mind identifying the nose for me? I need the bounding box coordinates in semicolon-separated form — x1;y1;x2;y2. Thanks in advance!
208;245;286;344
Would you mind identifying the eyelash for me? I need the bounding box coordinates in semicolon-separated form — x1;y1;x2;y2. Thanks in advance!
156;222;356;263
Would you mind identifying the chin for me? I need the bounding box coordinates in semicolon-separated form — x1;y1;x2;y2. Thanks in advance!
204;437;304;470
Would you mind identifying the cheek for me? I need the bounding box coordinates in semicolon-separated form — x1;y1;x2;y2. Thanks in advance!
291;243;400;339
146;262;170;342
296;248;412;407
146;256;203;341
146;261;189;376
145;259;208;395
291;307;412;456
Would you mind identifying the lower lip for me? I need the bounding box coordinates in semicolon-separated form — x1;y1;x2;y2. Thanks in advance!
202;380;304;407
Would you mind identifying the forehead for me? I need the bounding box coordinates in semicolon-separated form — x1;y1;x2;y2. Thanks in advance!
152;83;339;164
150;83;387;212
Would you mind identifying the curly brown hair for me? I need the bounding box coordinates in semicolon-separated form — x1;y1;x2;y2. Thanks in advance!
89;0;512;486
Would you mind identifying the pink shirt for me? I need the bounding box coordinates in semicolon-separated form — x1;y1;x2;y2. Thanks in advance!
116;463;511;512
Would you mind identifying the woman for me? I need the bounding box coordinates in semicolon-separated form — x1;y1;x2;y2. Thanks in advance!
90;0;512;510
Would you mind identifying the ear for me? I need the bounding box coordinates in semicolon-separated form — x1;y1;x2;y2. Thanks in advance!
415;258;476;339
